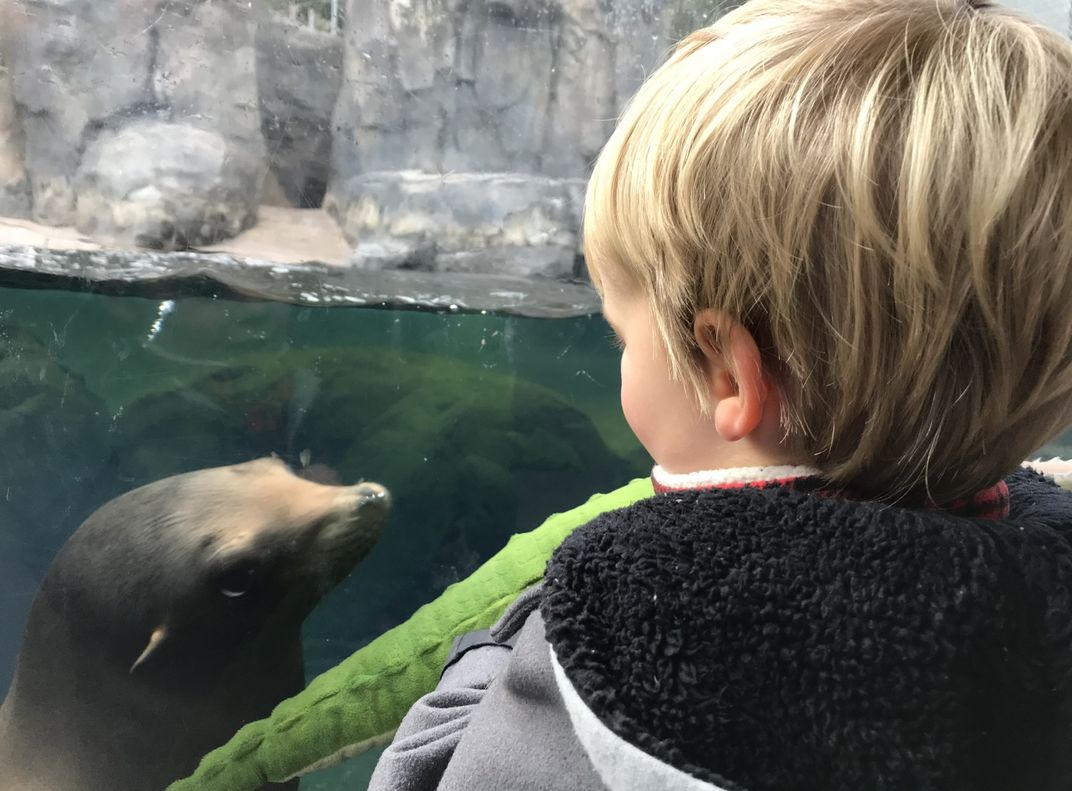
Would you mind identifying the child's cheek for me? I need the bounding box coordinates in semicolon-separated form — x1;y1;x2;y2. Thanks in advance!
620;358;653;454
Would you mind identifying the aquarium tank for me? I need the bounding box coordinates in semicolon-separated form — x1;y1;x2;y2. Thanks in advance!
0;0;1069;789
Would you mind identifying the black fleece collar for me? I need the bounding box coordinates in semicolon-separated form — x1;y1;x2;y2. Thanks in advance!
542;470;1072;791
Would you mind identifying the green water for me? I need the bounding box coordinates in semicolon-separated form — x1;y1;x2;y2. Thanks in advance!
0;284;646;789
4;283;1071;789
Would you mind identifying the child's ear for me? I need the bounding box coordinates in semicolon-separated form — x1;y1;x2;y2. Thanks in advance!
693;310;769;442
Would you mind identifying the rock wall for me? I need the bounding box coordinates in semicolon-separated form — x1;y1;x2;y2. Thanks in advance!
6;0;155;227
3;0;267;248
0;0;715;277
0;49;29;219
257;21;343;209
324;0;667;275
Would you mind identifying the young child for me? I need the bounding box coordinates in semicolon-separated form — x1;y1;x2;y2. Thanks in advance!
369;0;1072;788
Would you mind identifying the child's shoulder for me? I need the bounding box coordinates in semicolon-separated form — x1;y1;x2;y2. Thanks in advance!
542;474;1072;789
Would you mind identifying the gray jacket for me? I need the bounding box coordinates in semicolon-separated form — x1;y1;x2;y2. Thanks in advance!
368;583;727;791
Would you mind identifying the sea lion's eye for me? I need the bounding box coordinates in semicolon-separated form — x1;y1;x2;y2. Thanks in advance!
217;566;257;598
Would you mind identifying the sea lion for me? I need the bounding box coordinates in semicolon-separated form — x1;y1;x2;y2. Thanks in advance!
0;457;390;791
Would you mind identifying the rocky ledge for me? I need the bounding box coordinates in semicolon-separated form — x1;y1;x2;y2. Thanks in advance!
0;243;600;319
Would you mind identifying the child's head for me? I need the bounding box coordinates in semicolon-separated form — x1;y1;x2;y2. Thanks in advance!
585;0;1072;503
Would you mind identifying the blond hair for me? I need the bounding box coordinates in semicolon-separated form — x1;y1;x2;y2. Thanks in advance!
584;0;1072;503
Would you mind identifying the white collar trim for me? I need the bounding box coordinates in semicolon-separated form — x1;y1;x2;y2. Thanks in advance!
652;464;821;491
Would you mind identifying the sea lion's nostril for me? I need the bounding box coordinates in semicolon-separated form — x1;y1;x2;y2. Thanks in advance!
355;483;391;513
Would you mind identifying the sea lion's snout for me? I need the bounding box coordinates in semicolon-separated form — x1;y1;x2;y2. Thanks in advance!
330;480;391;523
354;481;391;513
317;479;391;549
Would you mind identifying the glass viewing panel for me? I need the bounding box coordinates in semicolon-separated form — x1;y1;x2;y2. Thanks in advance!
0;0;1068;788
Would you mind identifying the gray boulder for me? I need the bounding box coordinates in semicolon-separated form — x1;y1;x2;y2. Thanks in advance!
75;121;257;249
329;171;584;278
5;0;267;247
152;1;265;139
5;0;155;226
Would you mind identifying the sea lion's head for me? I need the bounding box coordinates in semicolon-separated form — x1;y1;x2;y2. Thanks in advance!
39;457;390;687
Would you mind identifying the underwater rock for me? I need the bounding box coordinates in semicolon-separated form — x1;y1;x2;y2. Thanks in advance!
0;320;116;542
0;51;29;219
329;171;584;278
257;21;343;209
0;458;388;791
0;320;116;694
112;347;638;659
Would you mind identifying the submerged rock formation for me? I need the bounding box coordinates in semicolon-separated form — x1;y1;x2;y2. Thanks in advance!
0;319;117;695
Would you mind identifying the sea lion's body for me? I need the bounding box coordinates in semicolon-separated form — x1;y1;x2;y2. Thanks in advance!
0;458;389;791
